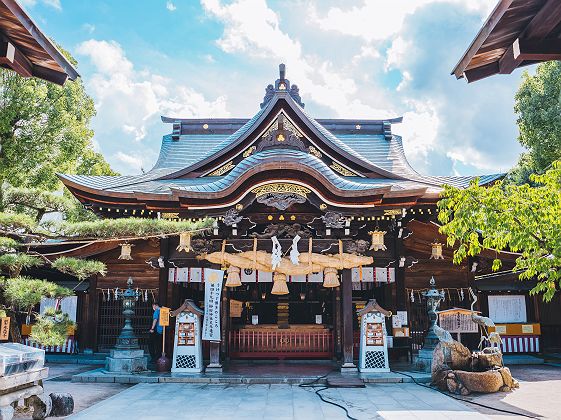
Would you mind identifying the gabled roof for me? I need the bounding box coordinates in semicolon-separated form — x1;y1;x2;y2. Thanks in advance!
0;0;79;84
453;0;561;82
60;65;504;213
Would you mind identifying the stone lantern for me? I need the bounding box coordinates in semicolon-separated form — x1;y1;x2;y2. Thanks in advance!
414;276;445;372
106;277;147;373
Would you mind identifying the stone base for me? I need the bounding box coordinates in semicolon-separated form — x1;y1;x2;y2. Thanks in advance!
105;349;147;373
205;364;222;373
414;348;434;373
340;362;358;373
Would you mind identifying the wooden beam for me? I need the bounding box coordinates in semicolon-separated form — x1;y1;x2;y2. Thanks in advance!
513;38;561;61
464;61;500;83
0;36;32;77
451;0;514;78
500;0;561;74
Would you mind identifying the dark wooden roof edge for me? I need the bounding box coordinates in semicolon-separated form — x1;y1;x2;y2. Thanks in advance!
1;0;79;82
161;116;403;125
451;0;514;79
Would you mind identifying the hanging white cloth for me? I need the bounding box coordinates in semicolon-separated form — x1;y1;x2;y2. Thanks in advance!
290;235;301;265
271;236;282;270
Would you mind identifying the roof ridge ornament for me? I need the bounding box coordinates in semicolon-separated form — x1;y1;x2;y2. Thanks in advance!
260;64;305;109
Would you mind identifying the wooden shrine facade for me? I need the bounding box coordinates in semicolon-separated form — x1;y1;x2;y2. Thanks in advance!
55;65;512;363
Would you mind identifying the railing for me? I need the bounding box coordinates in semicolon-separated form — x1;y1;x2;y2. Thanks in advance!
230;329;334;359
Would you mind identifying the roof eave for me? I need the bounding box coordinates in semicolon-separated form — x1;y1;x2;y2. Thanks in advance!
2;0;79;83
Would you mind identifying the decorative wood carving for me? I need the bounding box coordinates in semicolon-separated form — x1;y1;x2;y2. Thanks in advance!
330;162;357;177
256;193;306;210
321;211;346;228
255;113;307;152
345;239;369;255
250;223;312;239
207;161;235;176
191;238;214;254
223;209;243;226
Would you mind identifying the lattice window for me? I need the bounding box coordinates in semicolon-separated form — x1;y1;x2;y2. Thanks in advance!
364;350;386;369
175;354;197;369
97;293;156;352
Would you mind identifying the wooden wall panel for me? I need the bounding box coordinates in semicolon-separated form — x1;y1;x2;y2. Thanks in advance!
96;239;160;289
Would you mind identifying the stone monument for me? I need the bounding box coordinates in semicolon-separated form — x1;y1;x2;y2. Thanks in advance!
105;277;147;373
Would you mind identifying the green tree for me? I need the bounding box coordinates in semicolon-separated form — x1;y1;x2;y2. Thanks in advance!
511;61;561;183
0;47;116;191
438;162;561;301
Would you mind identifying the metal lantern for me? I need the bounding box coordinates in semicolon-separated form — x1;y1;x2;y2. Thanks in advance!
118;243;134;260
176;232;192;253
430;242;445;260
369;230;387;251
115;277;141;350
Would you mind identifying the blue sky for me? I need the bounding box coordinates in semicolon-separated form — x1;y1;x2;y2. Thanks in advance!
23;0;527;176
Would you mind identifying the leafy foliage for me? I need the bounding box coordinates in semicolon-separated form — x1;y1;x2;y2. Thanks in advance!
0;237;19;250
29;308;75;347
0;46;117;190
2;276;73;312
51;257;106;280
511;61;561;183
0;211;36;232
3;187;73;222
62;217;212;238
0;253;42;276
438;162;561;301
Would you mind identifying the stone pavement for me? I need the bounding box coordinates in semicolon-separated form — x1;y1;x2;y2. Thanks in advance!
68;383;489;420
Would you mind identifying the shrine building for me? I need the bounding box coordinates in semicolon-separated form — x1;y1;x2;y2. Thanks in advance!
51;65;541;368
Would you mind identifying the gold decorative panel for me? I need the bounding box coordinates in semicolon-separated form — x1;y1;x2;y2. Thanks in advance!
251;183;311;198
330;162;357;177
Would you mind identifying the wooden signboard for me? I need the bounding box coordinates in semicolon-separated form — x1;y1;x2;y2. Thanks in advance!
230;300;243;318
159;307;170;327
0;318;9;340
438;308;478;333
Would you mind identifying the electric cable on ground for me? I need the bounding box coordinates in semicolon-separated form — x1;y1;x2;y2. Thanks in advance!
391;369;539;419
298;370;358;420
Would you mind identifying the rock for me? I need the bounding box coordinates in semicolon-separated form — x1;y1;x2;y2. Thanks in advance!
49;393;74;417
27;394;51;420
454;370;504;393
473;348;503;370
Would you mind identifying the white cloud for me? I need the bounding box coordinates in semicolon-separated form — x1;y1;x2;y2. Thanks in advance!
166;1;177;11
115;152;146;172
310;0;493;42
200;0;389;118
76;39;229;174
19;0;61;10
394;100;439;164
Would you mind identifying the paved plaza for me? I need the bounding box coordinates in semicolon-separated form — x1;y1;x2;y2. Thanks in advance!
68;382;487;420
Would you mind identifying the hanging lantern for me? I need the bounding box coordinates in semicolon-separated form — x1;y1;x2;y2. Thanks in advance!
369;230;387;251
118;243;133;260
323;267;340;288
176;232;192;253
225;266;242;287
271;272;289;295
430;242;445;260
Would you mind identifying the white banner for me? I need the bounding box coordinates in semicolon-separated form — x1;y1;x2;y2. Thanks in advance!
202;268;224;342
40;296;78;322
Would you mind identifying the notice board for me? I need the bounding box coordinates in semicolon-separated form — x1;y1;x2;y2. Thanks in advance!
488;295;527;323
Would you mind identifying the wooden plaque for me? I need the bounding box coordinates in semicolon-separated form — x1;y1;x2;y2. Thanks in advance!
0;318;10;340
159;307;170;327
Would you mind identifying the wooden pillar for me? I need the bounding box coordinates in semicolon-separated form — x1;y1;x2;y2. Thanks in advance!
158;238;170;306
394;220;407;311
334;286;342;357
85;274;99;352
341;269;357;371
